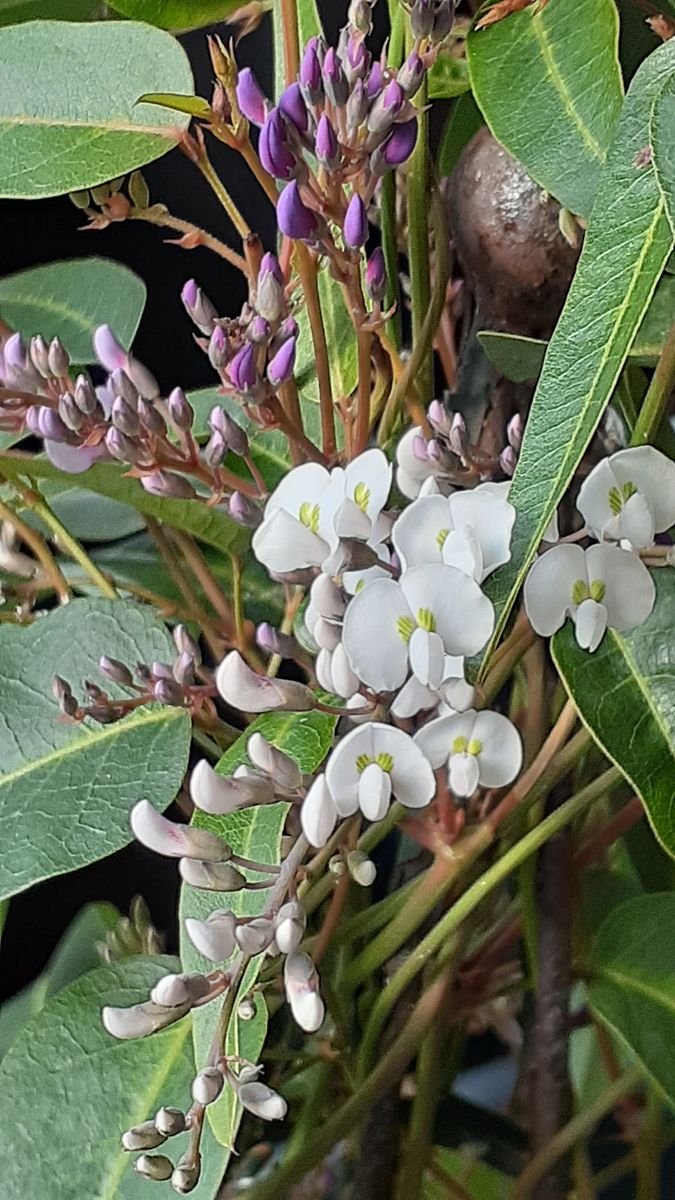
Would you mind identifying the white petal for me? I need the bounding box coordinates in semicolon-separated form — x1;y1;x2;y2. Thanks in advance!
275;901;306;954
471;710;523;788
366;723;436;808
523;544;587;636
325;724;368;816
574;597;608;652
358;761;392;821
330;642;360;699
252;508;328;573
414;712;476;769
585;543;656;631
342;578;411;691
449;752;481;797
334;496;372;539
216;651;287;712
401;563;495;657
409;626;445;689
396;465;424;500
447;489;516;579
264;461;332;520
291;991;325;1033
184;911;236;962
315;647;336;693
441;676;476;711
441;527;484;581
391;675;439;718
345;448;392;523
310;573;346;621
314;615;341;651
610;446;675;532
392;494;451;569
190;760;272;814
235;917;275;956
301;775;338;847
605;492;654;550
238;1081;287;1121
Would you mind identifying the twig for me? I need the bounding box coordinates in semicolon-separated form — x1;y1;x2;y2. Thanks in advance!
131;208;248;274
15;483;118;600
0;495;70;603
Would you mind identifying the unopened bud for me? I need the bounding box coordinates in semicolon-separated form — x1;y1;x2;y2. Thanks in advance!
247;731;302;790
130;800;232;862
238;996;257;1021
179;858;247;892
112;395;140;436
106;426;141;464
216;651;316;713
102;999;190;1040
99;655;133;686
329;853;347;878
347;849;377;886
500;445;517;476
229;491;262;528
135;1154;174;1182
192;1066;224;1106
173;651;195;687
171;1157;201;1194
141;471;197;500
122;1120;167;1151
150;971;211;1008
153;677;186;706
173;624;201;666
181;279;218;335
48;337;70;377
448;412;467;458
235;917;275;956
184;908;236;961
284;951;325;1032
168;387;194;432
30;335;51;377
154;1107;186;1138
275;901;306;954
507;413;524;451
126;355;159;400
74;374;98;415
255;621;299;661
190;758;274;815
138;397;167;437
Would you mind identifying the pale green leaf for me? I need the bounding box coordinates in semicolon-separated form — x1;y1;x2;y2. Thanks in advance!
0;0;98;22
479;38;675;676
0;258;146;362
0;597;191;902
424;1147;510;1200
138;92;212;118
0;20;193;199
552;570;675;859
29;480;146;543
180;710;337;1148
0;955;227;1198
588;893;675;1106
110;0;241;29
467;0;623;218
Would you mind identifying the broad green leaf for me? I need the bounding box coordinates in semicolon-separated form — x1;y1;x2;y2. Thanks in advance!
0;21;193;200
0;901;118;1059
273;0;322;98
588;893;675;1106
0;597;191;902
295;269;358;408
652;73;675;249
0;452;247;557
630;274;675;364
0;258;146;362
467;0;623;218
180;709;337;1148
111;0;241;29
552;571;675;859
26;479;146;543
428;54;471;99
437;92;484;179
0;0;97;22
479;38;675;676
0;955;227;1199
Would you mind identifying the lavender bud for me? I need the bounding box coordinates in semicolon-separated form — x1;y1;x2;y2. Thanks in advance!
343;33;369;83
410;0;435;38
203;431;225;469
209;406;249;456
500;445;518;476
449;412;467;458
398;51;425;98
4;332;27;371
24;407;42;435
174;625;201;665
279;81;309;134
138;397;167;437
93;325;127;373
249;314;270;343
30;335;51;378
105;426;140;464
208;325;228;370
427;398;451;435
154;1108;186;1138
299;40;323;104
122;1121;167;1152
173;651;195;687
259;109;297;180
256;622;299;661
315;114;340;169
366;59;385;98
74;374;98;415
507;413;524;451
236;67;268;126
179;858;247;891
346;78;369;131
267;334;297;388
58;393;84;432
181;279;218;335
229;491;262;528
228;342;258;394
323;47;348;106
99;655;134;686
427;437;443;463
126;356;159;400
153;677;186;706
277;181;321;242
343;193;368;250
171;1158;200;1194
112;395;140;436
371;118;418;174
365;247;386;302
134;1154;174;1183
256;253;285;323
37;406;71;443
140;471;197;500
48;337;70;377
110;368;139;408
153;658;176;680
368;79;405;135
192;1067;224;1107
168;387;194;432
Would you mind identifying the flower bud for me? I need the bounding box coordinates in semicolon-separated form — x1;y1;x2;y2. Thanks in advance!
168;387;194;432
190;758;274;815
102;999;190;1040
179;858;248;891
284;951;325;1032
279;82;309;134
154;1107;186;1138
236;67;268;126
48;337;70;377
448;411;467;458
216;651;316;713
134;1154;174;1182
184;909;236;962
274;901;306;954
171;1157;201;1194
37;406;71;443
277;181;321;242
227;342;258;394
150;972;211;1008
153;676;186;706
237;1079;288;1121
112;395;140;436
238;997;257;1021
299;40;323;104
398;51;425;98
343;193;368;250
99;655;134;686
500;445;517;476
235;917;275;956
174;623;201;665
204;430;225;470
125;355;159;400
74;374;98;415
256;622;299;661
347;849;377;886
106;426;141;464
315;114;339;168
208;406;249;456
130;800;232;862
365;247;386;303
94;324;128;373
122;1120;167;1151
371;119;418;174
346;77;369;131
247;732;302;790
141;471;197;500
207;325;228;370
4;332;27;371
30;334;51;377
507;413;524;451
256;253;285;323
323;47;348;106
181;279;218;335
267;334;297;388
192;1067;224;1106
58;392;84;432
229;491;262;528
110;368;139;407
259;109;297;180
368;79;405;135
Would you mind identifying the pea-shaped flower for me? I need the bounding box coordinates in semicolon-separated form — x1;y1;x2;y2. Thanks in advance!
577;446;675;550
252;462;342;574
415;710;523;798
392;488;515;582
524;543;655;652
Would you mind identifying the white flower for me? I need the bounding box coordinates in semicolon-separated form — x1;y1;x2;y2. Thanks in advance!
252;462;342;573
577;446;675;550
524;543;655;652
300;775;338;847
237;1079;288;1121
390;656;476;719
189;759;274;814
480;479;559;544
332;447;392;540
342;564;494;693
284;951;324;1032
392;489;515;582
330;723;434;818
216;651;314;712
315;641;360;699
415;709;523;798
396;426;447;499
184;910;236;962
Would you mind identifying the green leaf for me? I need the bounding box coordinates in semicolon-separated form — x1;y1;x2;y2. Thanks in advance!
0;20;193;200
180;709;337;1148
437;93;484;179
0;597;191;902
0;955;227;1199
0;452;247;557
0;0;98;23
479;38;675;676
652;73;675;247
0;258;146;362
588;893;675;1106
552;570;675;859
138;92;213;118
468;0;623;218
424;1147;510;1200
631;274;675;364
477;331;547;382
110;0;241;29
273;0;322;98
295;269;358;408
428;54;471;99
0;901;118;1059
27;479;146;543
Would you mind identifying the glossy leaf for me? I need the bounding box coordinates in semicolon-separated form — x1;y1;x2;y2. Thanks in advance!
0;452;247;557
588;893;675;1106
0;258;146;362
0;597;191;902
110;0;241;29
467;0;623;218
0;21;193;199
0;0;98;21
180;709;337;1147
552;570;675;859
0;955;227;1199
479;38;675;676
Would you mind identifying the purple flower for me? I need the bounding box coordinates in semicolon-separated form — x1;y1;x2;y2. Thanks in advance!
366;60;384;98
259;109;297;180
228;342;258;393
236;67;268;126
299;40;323;103
365;248;386;302
277;181;321;242
267;334;297;388
279;82;309;134
315;114;339;167
323;48;348;107
45;440;106;474
343;193;368;250
371;118;418;174
93;325;128;373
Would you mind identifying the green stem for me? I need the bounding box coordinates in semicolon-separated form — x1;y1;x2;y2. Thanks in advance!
243;974;450;1200
631;318;675;446
394;981;452;1200
511;1065;643;1200
335;874;420;945
635;1086;663;1200
19;486;118;600
380;173;402;352
407;70;432;406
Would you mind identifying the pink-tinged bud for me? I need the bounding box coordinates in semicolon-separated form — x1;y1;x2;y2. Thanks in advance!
323;47;348;106
192;1067;224;1106
284;951;325;1032
316;114;339;168
279;81;309;133
365;247;386;302
208;325;228;370
190;758;274;815
141;470;197;500
256;622;298;662
343;193;368;250
181;279;218;334
236;66;268;126
235;917;275;955
366;59;384;98
275;901;306;954
259;109;297;180
228;341;258;394
427;437;443;463
209;406;249;456
102;999;190;1040
130;799;232;861
449;411;467;457
507;413;524;451
256;252;285;322
500;445;517;476
229;490;262;528
112;395;139;436
398;51;425;98
267;334;297;387
247;731;302;790
106;426;141;464
371;118;418;174
216;650;315;712
277;181;321;242
37;406;71;443
412;434;430;462
125;355;159;400
178;858;247;891
150;972;211;1007
184;909;236;962
173;651;195;687
168;386;194;431
427;398;451;434
94;324;128;372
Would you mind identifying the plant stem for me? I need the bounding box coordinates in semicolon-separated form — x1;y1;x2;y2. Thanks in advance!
193;145;250;239
229;552;245;651
243;974;451;1200
144;517;224;658
169;530;235;635
511;1066;643;1200
380;172;402;351
16;484;118;600
407;70;433;406
296;249;336;457
131;208;248;274
635;1086;662;1200
487;699;579;832
280;0;300;83
355;326;374;454
631;318;675;446
0;495;70;603
394;976;453;1200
